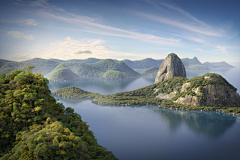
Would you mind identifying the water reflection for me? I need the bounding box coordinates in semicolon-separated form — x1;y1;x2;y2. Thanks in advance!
54;94;237;140
146;106;237;139
48;77;154;95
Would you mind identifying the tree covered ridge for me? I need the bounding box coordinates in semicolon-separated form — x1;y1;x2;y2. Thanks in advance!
0;66;118;159
52;86;99;99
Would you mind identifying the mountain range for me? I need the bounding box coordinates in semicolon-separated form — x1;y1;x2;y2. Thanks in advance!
0;57;234;80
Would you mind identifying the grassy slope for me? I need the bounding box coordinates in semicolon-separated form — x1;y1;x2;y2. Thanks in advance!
52;86;99;98
32;59;61;75
141;66;159;75
63;59;140;78
122;58;163;69
45;64;79;81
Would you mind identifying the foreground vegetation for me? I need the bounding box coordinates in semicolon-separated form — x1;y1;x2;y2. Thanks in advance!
0;66;118;159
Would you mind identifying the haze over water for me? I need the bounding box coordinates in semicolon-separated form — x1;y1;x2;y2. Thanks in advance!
48;65;240;160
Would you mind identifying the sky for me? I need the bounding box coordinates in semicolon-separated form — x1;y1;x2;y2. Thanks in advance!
0;0;239;62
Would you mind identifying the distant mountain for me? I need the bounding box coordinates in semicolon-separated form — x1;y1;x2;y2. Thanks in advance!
0;62;32;74
63;59;140;79
66;58;102;63
182;57;202;66
0;57;235;79
181;57;209;70
32;59;61;75
22;58;45;64
0;59;14;62
44;64;79;81
122;58;163;69
203;61;234;68
141;66;159;76
48;58;66;62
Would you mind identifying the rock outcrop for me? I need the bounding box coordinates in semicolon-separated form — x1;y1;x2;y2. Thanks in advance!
155;53;186;83
174;84;240;107
172;74;240;107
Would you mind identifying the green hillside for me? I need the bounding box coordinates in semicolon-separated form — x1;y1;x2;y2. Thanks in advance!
0;66;118;159
22;58;45;64
52;86;99;98
32;59;61;75
63;59;140;79
103;70;124;79
0;62;33;74
45;64;79;81
141;66;159;75
122;58;163;69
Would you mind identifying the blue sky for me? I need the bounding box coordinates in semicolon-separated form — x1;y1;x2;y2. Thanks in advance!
0;0;239;62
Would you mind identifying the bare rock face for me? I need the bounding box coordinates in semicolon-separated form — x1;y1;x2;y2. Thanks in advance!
155;53;186;83
174;83;240;107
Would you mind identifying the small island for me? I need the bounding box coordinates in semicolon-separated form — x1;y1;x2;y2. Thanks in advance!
52;53;240;116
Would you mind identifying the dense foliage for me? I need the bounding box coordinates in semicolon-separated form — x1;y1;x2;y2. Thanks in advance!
52;86;99;99
0;66;118;159
62;59;140;79
103;70;124;79
44;64;79;81
122;58;163;69
141;66;159;76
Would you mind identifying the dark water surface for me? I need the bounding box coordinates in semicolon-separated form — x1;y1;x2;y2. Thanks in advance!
48;65;240;160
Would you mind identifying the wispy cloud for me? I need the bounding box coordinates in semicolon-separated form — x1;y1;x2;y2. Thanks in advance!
72;50;92;54
37;11;181;45
131;10;225;37
50;37;111;49
14;0;50;8
215;45;229;53
24;19;37;26
7;31;35;40
195;48;203;52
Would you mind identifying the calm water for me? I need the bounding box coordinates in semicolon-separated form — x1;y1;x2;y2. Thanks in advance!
48;64;240;160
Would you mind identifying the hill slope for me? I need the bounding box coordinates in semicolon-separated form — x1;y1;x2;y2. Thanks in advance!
203;61;234;68
141;66;159;75
0;67;118;159
63;59;140;79
122;58;163;69
45;64;80;81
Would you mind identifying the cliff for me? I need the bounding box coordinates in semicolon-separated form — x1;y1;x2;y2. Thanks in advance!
155;53;186;83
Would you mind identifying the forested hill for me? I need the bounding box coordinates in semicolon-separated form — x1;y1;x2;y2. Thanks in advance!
0;59;140;80
0;57;235;77
203;61;234;68
122;58;163;69
0;66;118;159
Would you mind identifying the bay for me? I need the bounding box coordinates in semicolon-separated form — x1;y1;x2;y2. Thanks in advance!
48;64;240;160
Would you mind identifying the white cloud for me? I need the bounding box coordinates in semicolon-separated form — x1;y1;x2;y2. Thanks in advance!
196;48;203;52
215;45;229;53
7;31;35;40
50;37;110;49
131;10;225;37
24;19;37;26
72;50;92;54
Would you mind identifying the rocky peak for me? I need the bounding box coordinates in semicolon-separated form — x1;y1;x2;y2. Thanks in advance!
155;53;186;83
